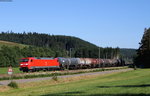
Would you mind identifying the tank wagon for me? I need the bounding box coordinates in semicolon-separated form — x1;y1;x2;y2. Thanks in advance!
19;57;125;72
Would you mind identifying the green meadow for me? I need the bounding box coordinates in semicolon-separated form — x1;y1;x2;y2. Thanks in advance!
0;67;22;74
0;69;150;96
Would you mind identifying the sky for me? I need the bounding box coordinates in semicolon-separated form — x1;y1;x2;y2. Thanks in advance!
0;0;150;49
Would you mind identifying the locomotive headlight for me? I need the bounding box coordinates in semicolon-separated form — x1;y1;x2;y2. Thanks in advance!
20;63;28;65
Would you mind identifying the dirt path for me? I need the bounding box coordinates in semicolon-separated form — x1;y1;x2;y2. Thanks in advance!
0;68;133;85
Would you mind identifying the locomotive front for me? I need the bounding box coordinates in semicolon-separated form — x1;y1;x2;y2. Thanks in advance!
19;57;33;72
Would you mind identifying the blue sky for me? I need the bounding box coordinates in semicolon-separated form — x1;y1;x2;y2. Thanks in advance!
0;0;150;48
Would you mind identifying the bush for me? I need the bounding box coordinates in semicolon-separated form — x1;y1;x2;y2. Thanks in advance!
8;81;18;88
52;73;58;81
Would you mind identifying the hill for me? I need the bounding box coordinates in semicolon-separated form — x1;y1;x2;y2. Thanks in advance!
120;48;137;58
120;48;137;64
0;32;120;58
0;32;97;50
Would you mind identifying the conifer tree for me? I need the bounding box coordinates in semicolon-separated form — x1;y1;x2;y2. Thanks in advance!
135;28;150;67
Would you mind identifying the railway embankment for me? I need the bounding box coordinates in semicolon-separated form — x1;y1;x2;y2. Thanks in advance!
0;68;133;85
0;67;128;81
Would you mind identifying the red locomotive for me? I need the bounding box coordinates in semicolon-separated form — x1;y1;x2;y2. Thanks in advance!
20;57;60;72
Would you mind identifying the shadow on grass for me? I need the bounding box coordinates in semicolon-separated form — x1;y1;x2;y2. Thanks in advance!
41;93;150;96
40;85;150;96
97;84;150;88
41;91;84;96
64;91;84;94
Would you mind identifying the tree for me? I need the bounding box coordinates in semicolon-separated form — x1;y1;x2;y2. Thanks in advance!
135;28;150;68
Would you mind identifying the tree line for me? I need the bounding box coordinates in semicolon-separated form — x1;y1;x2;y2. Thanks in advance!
0;46;68;67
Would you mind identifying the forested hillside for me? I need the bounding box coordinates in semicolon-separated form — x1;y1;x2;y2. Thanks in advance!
0;32;120;58
120;48;136;64
0;32;97;50
0;31;132;67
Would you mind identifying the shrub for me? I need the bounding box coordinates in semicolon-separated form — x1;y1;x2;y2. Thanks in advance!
8;81;18;88
52;73;58;81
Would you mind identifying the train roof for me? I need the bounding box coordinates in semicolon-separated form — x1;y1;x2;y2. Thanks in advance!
21;57;55;60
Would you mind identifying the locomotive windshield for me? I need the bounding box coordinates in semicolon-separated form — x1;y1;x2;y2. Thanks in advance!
20;59;29;62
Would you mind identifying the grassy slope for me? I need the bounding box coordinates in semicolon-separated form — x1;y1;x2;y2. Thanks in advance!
0;69;150;96
0;40;27;49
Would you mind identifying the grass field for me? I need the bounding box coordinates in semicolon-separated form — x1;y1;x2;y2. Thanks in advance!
0;67;22;74
0;69;150;96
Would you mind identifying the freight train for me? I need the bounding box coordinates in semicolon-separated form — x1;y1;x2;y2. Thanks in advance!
19;57;125;72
